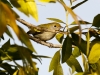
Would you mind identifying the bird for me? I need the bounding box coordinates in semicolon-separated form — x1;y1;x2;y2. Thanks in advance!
27;22;62;41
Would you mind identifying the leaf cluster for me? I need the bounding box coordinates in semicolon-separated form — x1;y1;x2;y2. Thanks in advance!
49;14;100;75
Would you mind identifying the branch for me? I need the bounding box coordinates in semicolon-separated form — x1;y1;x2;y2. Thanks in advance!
71;0;88;10
17;18;36;28
28;35;62;48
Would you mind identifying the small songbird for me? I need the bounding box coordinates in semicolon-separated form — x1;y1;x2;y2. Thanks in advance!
27;22;62;41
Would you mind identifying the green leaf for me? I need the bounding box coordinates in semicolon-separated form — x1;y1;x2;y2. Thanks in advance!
4;45;38;75
7;45;19;53
75;72;84;75
1;45;20;61
47;18;65;24
18;46;33;66
1;45;40;61
18;47;36;68
81;53;89;72
49;50;60;72
0;63;16;75
70;20;92;25
90;64;97;71
69;26;79;33
96;60;100;74
15;46;38;74
0;71;7;75
62;35;72;63
18;26;36;53
53;63;63;75
2;39;10;50
88;42;100;64
66;55;83;72
92;14;100;27
72;46;80;58
71;33;87;54
71;65;76;74
55;33;64;43
86;31;90;56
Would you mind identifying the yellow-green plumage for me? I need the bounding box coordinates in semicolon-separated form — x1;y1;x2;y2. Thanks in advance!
27;22;62;41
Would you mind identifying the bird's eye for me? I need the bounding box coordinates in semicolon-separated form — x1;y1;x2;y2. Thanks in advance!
54;25;56;27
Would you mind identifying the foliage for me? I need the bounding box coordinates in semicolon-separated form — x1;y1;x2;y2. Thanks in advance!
0;0;100;75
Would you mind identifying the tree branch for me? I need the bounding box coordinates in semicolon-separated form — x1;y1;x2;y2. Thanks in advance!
17;18;36;28
71;0;88;10
28;35;62;48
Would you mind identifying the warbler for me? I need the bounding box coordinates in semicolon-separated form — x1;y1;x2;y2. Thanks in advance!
27;22;62;41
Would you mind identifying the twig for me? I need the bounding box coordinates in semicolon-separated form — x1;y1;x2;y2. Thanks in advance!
71;0;88;10
17;18;36;28
28;35;62;48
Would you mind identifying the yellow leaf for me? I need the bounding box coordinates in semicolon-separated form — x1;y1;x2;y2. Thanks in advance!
13;70;18;75
0;3;7;37
26;1;38;21
53;63;63;75
18;68;26;75
10;0;29;16
88;42;100;64
49;50;60;72
17;0;29;16
56;33;64;43
39;0;56;3
0;2;19;37
10;0;38;21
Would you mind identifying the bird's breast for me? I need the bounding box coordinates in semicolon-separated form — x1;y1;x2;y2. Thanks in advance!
34;32;56;41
